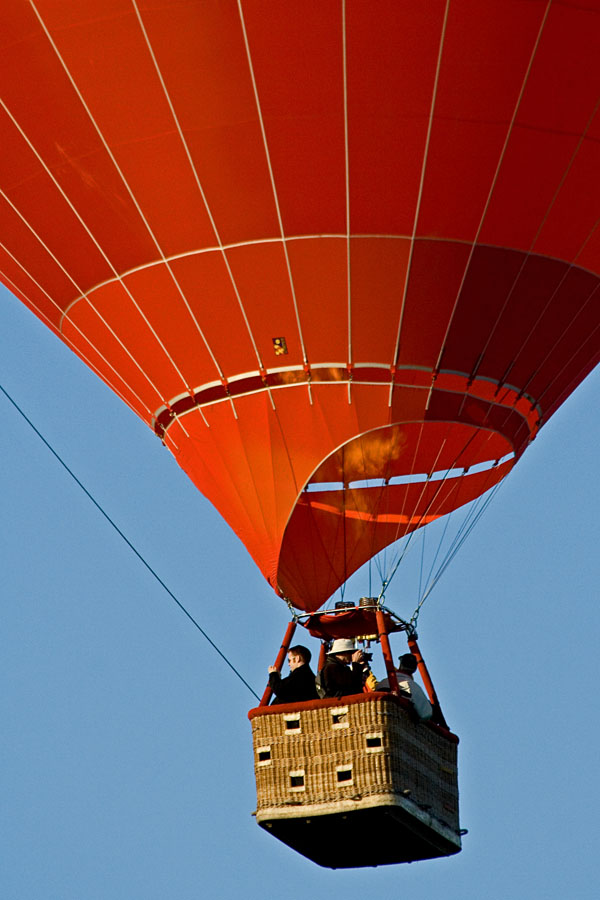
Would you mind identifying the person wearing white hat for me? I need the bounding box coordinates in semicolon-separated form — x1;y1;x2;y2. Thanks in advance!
319;638;367;698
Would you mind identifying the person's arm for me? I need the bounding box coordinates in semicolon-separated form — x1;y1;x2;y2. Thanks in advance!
349;650;367;693
268;670;296;702
268;669;281;695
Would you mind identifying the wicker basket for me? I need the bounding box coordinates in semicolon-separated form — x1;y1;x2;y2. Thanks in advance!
249;692;461;868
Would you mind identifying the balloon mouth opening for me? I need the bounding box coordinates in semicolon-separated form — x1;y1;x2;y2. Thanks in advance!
276;419;517;611
303;418;516;493
304;449;515;493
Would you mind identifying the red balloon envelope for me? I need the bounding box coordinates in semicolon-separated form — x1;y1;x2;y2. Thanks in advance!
0;0;599;610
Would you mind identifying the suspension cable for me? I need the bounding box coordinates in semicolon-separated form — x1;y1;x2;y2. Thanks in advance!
417;526;426;603
410;476;506;626
0;381;260;701
374;458;507;618
423;508;452;596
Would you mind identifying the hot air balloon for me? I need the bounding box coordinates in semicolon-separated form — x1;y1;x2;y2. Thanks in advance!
1;0;599;868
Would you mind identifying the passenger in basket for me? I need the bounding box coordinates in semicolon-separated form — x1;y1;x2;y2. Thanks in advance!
268;645;319;704
319;638;368;699
376;653;432;720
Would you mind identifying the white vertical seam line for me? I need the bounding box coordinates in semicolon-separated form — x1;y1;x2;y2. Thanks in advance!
490;269;599;447
522;246;600;398
196;406;210;428
29;0;224;397
496;99;600;386
343;0;351;368
389;0;451;404
0;186;172;410
430;0;553;388
131;0;267;391
496;219;600;397
342;0;352;405
0;243;153;417
0;99;195;408
535;301;600;407
236;0;308;368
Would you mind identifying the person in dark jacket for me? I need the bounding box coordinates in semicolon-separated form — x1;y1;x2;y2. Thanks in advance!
319;638;367;699
268;645;319;704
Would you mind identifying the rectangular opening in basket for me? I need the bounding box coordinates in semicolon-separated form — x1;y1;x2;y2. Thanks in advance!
289;770;305;790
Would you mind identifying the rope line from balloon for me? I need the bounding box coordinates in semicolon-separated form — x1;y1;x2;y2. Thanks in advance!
0;381;261;702
421;506;451;597
330;418;502;610
418;524;427;602
375;428;504;608
409;476;506;627
369;420;450;593
375;426;482;594
378;457;504;621
415;466;484;602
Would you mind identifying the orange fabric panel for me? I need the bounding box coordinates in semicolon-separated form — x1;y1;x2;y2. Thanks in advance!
0;210;75;324
478;263;600;394
242;0;346;236
395;240;472;370
346;0;446;235
418;0;548;241
112;263;227;394
535;136;600;264
103;132;219;258
349;239;410;364
481;128;589;251
141;0;283;244
515;2;600;136
167;253;259;381
174;384;368;589
169;380;518;604
46;0;279;247
0;9;159;278
286;239;349;364
176;401;282;585
223;242;306;371
436;245;524;378
45;8;178;150
62;284;165;414
479;3;600;252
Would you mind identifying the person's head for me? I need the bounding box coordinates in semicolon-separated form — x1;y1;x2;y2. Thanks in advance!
288;645;311;671
398;653;418;674
329;638;355;663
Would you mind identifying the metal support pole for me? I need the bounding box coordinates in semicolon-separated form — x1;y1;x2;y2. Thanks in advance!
317;641;327;673
259;620;297;706
407;634;448;728
375;607;399;693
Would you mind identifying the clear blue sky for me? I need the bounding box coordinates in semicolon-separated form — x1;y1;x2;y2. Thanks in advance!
2;283;598;900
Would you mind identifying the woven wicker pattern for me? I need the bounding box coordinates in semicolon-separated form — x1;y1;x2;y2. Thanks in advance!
251;695;459;833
